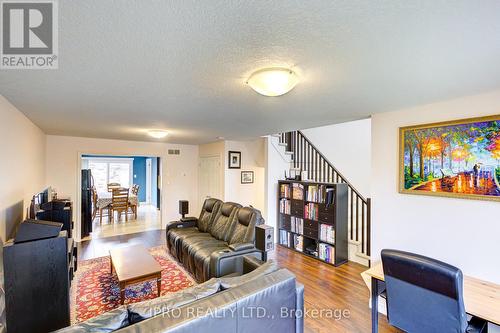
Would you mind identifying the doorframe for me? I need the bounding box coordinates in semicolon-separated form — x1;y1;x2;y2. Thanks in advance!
145;158;152;205
198;154;222;208
76;152;163;242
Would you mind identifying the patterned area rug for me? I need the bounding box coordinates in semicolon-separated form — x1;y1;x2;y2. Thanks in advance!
71;245;195;323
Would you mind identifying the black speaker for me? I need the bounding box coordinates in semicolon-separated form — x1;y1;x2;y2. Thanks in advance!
179;200;189;218
255;225;274;261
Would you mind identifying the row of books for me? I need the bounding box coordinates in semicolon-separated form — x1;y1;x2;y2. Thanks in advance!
290;216;304;234
319;224;335;244
279;230;291;247
292;183;304;200
304;203;318;220
305;185;335;205
279;230;303;252
279;198;290;214
318;243;335;264
280;184;290;199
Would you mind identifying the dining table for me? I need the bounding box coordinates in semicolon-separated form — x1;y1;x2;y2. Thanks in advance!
97;191;138;209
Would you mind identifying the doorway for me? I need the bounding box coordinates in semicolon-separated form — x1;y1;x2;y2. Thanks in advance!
80;154;162;240
199;155;222;208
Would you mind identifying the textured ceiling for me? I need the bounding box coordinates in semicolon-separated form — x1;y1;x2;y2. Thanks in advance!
2;1;500;144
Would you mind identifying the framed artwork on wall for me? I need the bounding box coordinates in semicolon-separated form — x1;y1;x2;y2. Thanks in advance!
228;151;241;169
241;171;254;184
399;115;500;201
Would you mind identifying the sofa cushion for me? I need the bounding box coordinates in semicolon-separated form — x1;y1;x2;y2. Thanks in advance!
197;198;222;232
227;207;264;245
209;202;241;241
54;306;129;333
128;278;221;324
219;260;279;290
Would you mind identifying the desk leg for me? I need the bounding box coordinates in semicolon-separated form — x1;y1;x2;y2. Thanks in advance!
371;277;379;333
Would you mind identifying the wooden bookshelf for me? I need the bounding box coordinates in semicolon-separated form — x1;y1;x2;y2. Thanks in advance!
277;180;348;266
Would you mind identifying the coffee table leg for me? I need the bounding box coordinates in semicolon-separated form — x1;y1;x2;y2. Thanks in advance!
120;282;125;305
157;274;161;297
110;258;113;274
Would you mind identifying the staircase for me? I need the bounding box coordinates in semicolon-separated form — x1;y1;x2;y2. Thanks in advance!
274;131;371;266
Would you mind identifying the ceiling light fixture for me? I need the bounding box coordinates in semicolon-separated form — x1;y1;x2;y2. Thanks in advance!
148;130;169;139
246;67;299;97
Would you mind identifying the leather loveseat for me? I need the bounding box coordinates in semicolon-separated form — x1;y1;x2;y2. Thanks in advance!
166;198;265;282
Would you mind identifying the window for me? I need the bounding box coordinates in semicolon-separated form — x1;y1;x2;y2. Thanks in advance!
83;157;133;193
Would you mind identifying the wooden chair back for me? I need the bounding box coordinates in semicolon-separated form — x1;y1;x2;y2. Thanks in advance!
131;184;140;195
108;183;121;192
112;188;129;211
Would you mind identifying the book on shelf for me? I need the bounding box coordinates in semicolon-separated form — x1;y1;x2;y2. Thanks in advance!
319;224;335;244
290;216;304;234
280;184;290;198
318;243;335;264
279;198;290;214
292;183;304;200
293;234;303;252
304;202;318;220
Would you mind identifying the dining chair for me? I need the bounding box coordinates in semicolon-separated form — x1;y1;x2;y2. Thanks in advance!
129;184;139;219
91;186;98;220
107;182;121;192
109;188;129;223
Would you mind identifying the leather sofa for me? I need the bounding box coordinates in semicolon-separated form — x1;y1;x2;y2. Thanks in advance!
166;198;265;282
56;257;305;333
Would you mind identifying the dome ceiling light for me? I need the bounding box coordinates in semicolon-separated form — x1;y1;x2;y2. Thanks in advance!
148;130;169;139
246;67;299;97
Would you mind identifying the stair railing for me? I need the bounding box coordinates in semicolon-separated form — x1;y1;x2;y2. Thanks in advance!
279;131;371;261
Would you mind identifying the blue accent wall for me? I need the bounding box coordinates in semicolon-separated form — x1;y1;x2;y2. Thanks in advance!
83;155;154;203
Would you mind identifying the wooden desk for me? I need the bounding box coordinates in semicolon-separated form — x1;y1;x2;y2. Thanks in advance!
110;245;162;304
363;262;500;333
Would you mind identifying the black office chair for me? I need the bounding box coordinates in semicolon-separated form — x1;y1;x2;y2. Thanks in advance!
381;249;488;333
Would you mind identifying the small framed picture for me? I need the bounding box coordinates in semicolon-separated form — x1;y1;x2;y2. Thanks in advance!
228;151;241;169
241;171;254;184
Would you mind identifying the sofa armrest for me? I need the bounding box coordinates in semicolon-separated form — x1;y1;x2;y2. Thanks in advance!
166;217;197;232
210;248;263;278
295;283;305;333
228;242;255;252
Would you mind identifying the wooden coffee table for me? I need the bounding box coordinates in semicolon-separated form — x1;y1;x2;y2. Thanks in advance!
110;244;162;304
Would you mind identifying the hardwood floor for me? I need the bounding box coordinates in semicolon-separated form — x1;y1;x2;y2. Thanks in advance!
77;230;399;333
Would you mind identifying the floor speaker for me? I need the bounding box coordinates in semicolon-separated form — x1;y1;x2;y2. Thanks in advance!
255;225;274;261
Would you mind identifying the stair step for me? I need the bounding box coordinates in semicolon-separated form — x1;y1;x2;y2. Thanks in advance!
270;134;281;138
284;151;294;155
278;143;287;146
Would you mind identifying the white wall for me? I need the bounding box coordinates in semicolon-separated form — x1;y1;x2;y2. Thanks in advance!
0;96;46;243
264;137;291;237
45;135;199;240
372;89;500;284
224;139;266;215
302;119;371;197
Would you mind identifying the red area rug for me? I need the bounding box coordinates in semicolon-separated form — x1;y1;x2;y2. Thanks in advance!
71;245;195;323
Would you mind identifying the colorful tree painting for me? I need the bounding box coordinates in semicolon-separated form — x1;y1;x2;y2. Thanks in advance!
400;116;500;201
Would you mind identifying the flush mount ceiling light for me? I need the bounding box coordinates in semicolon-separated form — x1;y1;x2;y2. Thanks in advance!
246;67;299;97
148;130;169;139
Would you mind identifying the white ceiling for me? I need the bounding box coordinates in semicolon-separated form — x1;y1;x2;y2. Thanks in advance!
2;1;500;144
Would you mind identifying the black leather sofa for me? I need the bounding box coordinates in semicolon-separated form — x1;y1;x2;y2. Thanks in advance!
166;198;265;282
56;257;305;333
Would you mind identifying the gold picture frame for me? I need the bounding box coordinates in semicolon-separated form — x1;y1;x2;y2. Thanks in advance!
399;115;500;201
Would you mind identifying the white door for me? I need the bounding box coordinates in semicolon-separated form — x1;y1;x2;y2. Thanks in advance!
198;156;221;208
146;158;152;204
